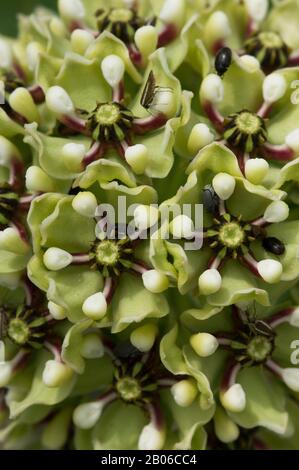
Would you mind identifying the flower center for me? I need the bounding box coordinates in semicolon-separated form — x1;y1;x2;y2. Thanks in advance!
223;110;267;153
235;112;261;135
218;222;245;249
116;376;142;402
95;240;120;267
246;335;273;363
108;8;134;23
8;318;30;346
259;32;283;49
96;103;121;126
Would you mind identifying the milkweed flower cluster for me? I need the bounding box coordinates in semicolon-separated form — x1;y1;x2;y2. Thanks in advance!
0;0;299;450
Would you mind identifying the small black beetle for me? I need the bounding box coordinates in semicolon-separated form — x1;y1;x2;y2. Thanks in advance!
262;237;285;256
215;47;233;77
202;185;220;215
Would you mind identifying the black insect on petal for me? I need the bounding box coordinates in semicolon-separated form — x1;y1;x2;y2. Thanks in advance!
215;47;232;77
202;185;220;215
262;237;285;256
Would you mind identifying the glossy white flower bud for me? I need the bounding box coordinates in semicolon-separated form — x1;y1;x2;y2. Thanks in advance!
201;74;224;104
237;54;260;73
281;368;299;392
244;0;268;23
212;173;236;200
130;323;158;352
198;269;222;295
187;123;214;154
26;42;43;71
290;308;299;328
43;248;73;271
0;39;13;69
42;360;74;388
73;401;104;429
71;29;94;55
0;361;13;387
134;205;159;231
190;332;219;357
138;422;165;450
257;259;283;284
214;408;240;443
58;0;85;21
263;73;287;103
46;86;75;116
220;384;246;413
205;11;231;43
48;301;67;320
9;87;39;123
142;270;169;293
125;144;149;174
171;379;198;407
170;215;194;239
26;166;54;193
62;142;85;171
159;0;185;25
82;292;107;321
80;333;104;359
285;129;299;154
49;18;67;38
135;26;158;59
245;158;269;184
0;136;20;166
263;200;289;223
101;55;125;88
0;228;29;255
72;192;98;218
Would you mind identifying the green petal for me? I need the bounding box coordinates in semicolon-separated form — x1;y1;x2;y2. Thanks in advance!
62;319;93;374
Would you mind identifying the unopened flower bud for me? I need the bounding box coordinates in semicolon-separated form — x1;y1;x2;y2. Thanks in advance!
170;215;194;239
190;332;219;357
198;269;222;295
263;73;287;104
135;26;158;59
214;407;239;443
130;323;158;352
43;247;73;271
220;384;246;413
9;87;39;123
257;259;283;284
281;368;299;392
0;136;21;166
138;422;165;450
72;192;98;218
142;270;169;293
46;86;75;116
263;200;289;223
73;401;104;429
48;301;67;320
26;42;43;71
0;39;13;69
245;158;269;184
82;292;107;320
80;333;104;359
244;0;268;23
187;123;214;154
134;205;159;231
62;142;85;171
101;55;125;88
42;360;74;388
26;166;55;192
212;173;236;200
237;54;260;73
159;0;185;26
58;0;85;22
201;74;224;104
0;228;29;255
171;379;198;407
290;308;299;328
125;144;149;174
0;361;13;387
285;129;299;154
71;29;94;55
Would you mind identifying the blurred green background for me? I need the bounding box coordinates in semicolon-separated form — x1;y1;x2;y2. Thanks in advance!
1;0;57;36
